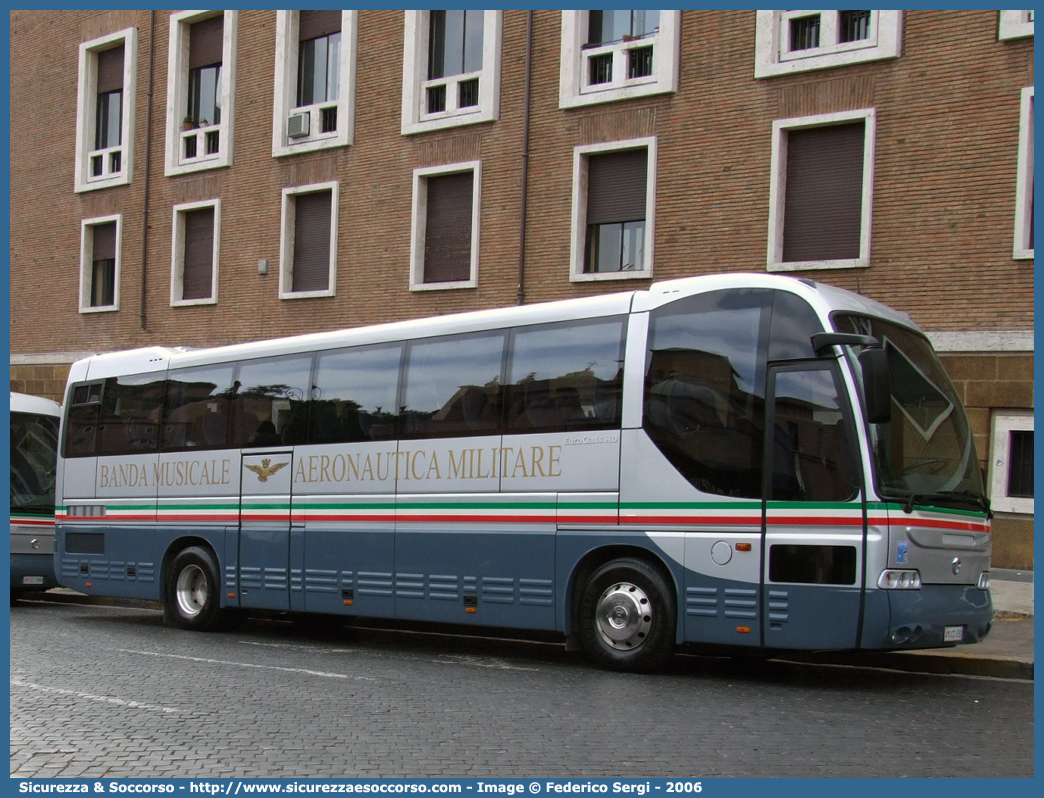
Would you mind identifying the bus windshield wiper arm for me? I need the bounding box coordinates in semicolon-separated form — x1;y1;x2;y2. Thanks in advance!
901;490;991;517
938;490;993;518
902;494;924;514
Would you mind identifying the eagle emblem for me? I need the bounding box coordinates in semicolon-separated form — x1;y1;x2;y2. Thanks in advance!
245;458;289;483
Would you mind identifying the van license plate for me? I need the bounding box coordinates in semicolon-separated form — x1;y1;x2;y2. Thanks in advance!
943;626;964;643
22;576;44;585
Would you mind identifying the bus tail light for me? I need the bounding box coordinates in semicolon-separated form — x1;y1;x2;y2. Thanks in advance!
877;569;921;589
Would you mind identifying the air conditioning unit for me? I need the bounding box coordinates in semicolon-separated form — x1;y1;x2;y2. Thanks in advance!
287;112;310;139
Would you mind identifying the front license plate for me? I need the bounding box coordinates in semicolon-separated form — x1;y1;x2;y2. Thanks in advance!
943;625;964;643
21;576;44;585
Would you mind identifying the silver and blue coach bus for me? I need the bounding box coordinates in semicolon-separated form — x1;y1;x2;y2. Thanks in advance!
10;392;62;600
54;273;992;670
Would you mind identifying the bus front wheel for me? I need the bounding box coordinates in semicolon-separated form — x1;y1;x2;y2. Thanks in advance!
165;546;239;631
578;557;676;672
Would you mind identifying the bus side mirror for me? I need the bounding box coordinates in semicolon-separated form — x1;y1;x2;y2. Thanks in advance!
859;346;892;424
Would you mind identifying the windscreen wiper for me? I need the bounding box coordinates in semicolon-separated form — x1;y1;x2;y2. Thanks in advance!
902;494;925;514
901;490;991;518
938;490;993;518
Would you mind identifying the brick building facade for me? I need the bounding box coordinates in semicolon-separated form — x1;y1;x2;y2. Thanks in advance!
8;10;1034;567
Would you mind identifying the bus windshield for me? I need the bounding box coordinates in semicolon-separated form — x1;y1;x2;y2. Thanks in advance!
10;411;60;516
834;314;986;512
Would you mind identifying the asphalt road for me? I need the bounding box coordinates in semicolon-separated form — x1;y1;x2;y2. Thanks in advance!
10;597;1035;779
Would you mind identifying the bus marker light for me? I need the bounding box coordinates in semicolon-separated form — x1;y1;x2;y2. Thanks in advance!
466;607;477;614
85;583;92;588
736;543;752;552
736;626;751;634
343;600;353;606
227;593;236;599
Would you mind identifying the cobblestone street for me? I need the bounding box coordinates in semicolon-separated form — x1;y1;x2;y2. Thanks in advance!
10;598;1035;779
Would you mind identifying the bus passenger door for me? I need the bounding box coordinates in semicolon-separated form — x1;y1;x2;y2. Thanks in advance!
761;364;865;651
239;450;295;611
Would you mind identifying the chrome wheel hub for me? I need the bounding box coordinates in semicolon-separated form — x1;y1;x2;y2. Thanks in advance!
175;564;208;618
595;582;652;650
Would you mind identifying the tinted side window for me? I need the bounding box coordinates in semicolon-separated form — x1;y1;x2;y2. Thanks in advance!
644;289;769;498
11;412;59;512
311;345;403;444
65;382;103;458
769;368;858;502
96;375;166;456
231;354;314;448
162;364;235;451
506;317;625;434
402;332;506;439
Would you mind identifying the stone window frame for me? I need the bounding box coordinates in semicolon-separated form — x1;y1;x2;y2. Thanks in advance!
279;181;339;300
400;10;502;136
998;10;1034;40
409;161;482;292
989;411;1034;515
79;214;122;314
558;10;680;109
569;137;657;283
753;10;902;79
767;108;876;272
272;10;357;157
164;10;238;177
74;27;138;193
170;198;221;307
1013;86;1034;260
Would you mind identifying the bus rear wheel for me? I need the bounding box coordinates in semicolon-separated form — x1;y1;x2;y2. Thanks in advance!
165;546;241;631
578;557;676;672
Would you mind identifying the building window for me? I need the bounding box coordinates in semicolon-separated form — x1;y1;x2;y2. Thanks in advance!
273;11;356;156
79;216;121;313
401;11;502;135
999;10;1034;40
171;200;220;306
1014;87;1034;260
571;139;656;282
279;182;338;299
410;162;481;291
165;11;237;176
75;28;137;192
990;413;1033;514
559;10;679;108
768;109;876;271
754;10;902;79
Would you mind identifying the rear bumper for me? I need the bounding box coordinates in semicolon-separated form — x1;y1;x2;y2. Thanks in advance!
10;553;59;591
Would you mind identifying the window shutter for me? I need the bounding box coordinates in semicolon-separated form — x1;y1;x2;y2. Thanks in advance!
96;45;124;93
587;149;648;225
182;208;214;300
92;222;117;261
189;15;224;69
783;122;864;262
292;191;332;293
298;10;341;41
423;172;473;284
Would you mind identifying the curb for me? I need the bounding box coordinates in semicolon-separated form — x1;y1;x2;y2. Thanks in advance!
22;589;1033;680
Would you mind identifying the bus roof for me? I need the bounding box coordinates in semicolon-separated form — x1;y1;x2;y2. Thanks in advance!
67;273;920;382
10;392;61;417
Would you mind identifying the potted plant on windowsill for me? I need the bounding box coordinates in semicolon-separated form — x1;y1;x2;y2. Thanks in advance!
183;115;196;131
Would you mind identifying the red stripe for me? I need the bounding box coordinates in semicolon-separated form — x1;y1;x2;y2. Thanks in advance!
623;515;762;526
887;517;990;533
10;518;55;527
156;514;240;523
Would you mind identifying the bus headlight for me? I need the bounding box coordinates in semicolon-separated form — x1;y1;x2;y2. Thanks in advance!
877;569;922;589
